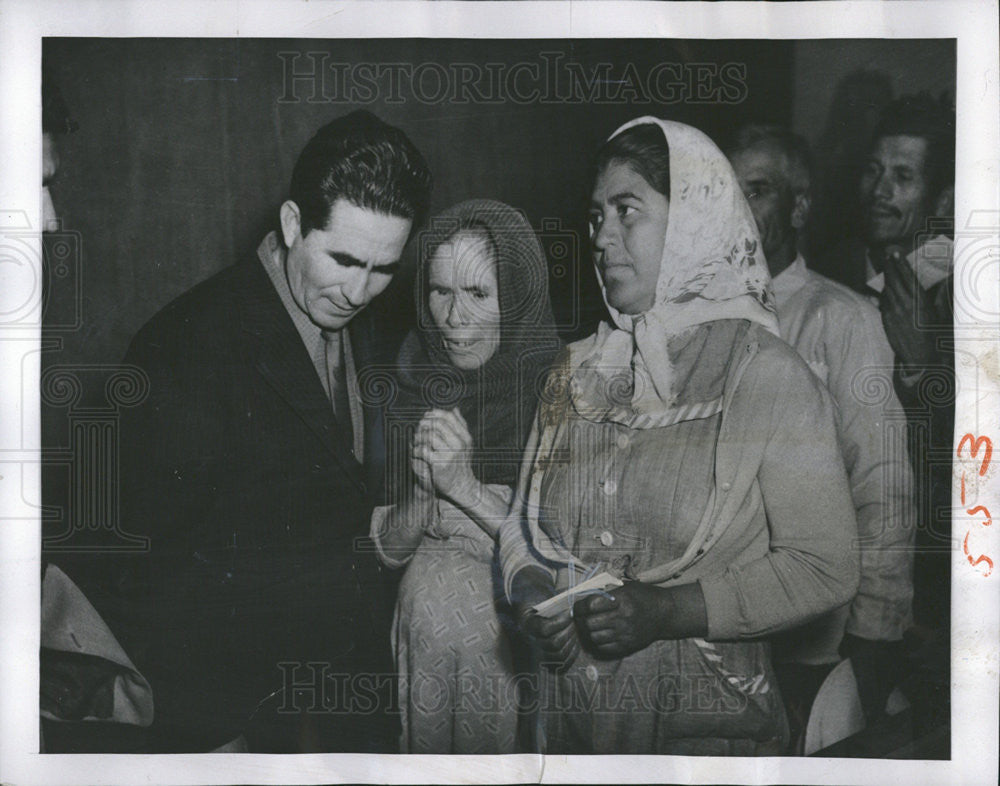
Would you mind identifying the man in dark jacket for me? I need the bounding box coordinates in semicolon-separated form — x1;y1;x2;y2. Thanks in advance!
818;93;955;736
98;110;431;752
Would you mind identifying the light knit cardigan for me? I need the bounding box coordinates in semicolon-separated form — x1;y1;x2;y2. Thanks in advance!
499;322;861;641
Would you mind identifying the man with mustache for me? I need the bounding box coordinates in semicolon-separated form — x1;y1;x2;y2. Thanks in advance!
93;111;431;752
852;94;956;640
819;93;956;737
728;125;915;745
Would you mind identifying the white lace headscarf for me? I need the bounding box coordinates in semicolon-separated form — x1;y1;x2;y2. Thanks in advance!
569;116;779;428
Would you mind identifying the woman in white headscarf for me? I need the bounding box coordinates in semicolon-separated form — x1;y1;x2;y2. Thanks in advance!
499;117;860;755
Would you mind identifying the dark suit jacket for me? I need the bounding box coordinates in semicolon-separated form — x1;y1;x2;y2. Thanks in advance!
893;274;955;632
93;252;399;751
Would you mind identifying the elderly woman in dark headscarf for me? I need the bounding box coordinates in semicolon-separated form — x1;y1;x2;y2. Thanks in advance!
371;199;561;753
500;118;860;755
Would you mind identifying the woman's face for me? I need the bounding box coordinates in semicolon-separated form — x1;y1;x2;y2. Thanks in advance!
428;230;502;370
589;161;670;315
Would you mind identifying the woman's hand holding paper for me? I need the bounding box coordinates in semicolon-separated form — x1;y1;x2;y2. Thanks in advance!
512;567;581;672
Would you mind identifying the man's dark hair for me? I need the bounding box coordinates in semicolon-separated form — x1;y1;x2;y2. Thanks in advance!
289;110;432;237
594;123;671;198
872;92;955;200
729;124;813;195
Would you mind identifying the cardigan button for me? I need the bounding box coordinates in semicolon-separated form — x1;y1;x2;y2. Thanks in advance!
720;481;732;491
601;479;618;496
616;433;630;450
585;664;600;682
599;530;614;547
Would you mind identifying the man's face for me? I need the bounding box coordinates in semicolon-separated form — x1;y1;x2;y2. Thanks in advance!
859;135;934;250
729;144;797;268
282;199;411;330
588;161;670;316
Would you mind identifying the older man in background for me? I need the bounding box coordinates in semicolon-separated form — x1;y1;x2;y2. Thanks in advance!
823;96;956;739
820;95;955;636
853;98;956;630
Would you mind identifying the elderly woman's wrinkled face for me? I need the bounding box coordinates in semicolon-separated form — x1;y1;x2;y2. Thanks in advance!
428;230;501;370
589;162;670;315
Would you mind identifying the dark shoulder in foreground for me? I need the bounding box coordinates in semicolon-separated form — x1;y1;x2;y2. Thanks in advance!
122;258;262;362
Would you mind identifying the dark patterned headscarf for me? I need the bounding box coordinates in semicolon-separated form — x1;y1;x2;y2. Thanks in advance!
388;199;561;492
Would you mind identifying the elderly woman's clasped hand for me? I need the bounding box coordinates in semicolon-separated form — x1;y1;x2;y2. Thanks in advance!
411;407;478;504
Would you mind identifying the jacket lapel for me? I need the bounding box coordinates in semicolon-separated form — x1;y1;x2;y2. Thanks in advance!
234;257;366;491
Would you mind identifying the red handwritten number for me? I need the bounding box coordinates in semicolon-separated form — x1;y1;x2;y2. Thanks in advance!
958;434;994;576
957;433;993;476
963;532;994;576
967;505;993;526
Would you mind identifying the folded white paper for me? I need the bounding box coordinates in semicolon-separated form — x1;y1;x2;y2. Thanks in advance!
532;572;624;617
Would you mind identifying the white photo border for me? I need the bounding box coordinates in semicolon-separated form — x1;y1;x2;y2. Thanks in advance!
1;1;997;784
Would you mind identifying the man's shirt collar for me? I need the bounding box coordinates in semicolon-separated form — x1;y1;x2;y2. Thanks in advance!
771;253;809;310
257;231;330;396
